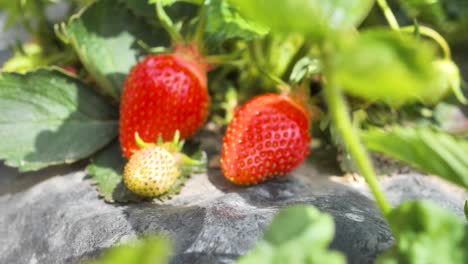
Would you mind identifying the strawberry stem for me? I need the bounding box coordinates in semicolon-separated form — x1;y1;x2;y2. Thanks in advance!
321;51;391;216
401;25;451;60
205;50;244;65
155;1;183;45
376;0;400;30
177;152;207;173
137;40;170;54
192;4;207;52
377;1;452;60
248;40;291;93
180;154;204;166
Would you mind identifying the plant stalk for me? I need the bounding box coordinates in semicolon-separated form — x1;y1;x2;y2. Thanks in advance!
248;41;289;92
192;4;207;50
322;52;391;215
376;0;400;30
155;2;183;45
377;0;452;60
401;25;451;60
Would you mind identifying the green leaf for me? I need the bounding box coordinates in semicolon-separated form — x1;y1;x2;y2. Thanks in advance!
87;141;143;203
87;235;172;264
87;141;125;202
229;0;374;41
332;29;441;106
0;69;118;172
204;0;268;43
289;57;321;84
362;126;468;189
399;0;447;24
377;200;468;263
65;0;169;101
120;0;198;26
119;0;157;21
238;205;345;264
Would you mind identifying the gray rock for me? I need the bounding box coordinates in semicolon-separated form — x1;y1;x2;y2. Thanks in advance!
0;162;395;264
1;157;466;264
338;173;467;219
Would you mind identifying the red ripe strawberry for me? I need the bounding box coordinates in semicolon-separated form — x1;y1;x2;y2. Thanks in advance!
221;93;311;185
120;45;210;158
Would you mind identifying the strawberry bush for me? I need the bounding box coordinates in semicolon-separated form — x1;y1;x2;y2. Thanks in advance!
1;0;468;263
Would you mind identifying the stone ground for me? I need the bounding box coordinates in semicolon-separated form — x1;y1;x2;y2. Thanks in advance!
1;131;466;264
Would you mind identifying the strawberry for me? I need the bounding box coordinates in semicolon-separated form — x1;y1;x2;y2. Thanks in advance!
124;145;179;197
123;131;205;198
119;44;210;158
221;93;311;185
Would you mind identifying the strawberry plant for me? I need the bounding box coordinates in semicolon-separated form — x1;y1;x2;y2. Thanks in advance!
1;0;468;263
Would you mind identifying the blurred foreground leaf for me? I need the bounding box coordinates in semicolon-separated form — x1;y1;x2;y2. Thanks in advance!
88;235;172;264
377;200;468;263
204;0;268;43
332;30;440;106
237;205;345;264
230;0;374;41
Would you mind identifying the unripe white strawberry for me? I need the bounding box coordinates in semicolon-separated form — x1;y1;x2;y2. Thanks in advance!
124;146;180;197
122;131;205;198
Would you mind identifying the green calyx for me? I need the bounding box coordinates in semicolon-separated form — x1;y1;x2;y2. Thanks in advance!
134;130;206;172
134;130;184;152
131;130;206;201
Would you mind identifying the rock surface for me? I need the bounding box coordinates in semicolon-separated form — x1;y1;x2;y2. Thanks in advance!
1;158;466;264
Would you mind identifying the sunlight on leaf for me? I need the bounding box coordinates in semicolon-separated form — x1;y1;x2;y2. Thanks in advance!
332;29;441;106
229;0;374;41
362;126;468;188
